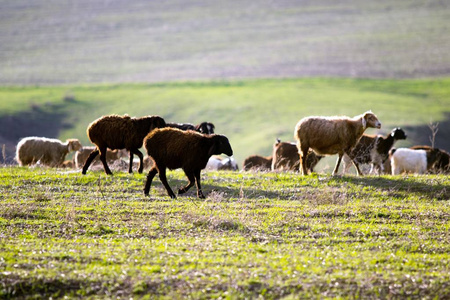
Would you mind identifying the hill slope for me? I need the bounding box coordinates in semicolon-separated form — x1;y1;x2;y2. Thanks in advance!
1;0;449;84
1;78;449;167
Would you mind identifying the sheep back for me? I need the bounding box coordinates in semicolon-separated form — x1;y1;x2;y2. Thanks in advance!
242;155;272;171
295;112;380;155
295;117;362;155
87;114;166;150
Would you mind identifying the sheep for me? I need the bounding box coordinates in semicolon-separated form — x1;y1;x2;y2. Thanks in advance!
75;146;126;169
410;145;450;174
219;157;238;171
167;121;215;134
242;155;272;171
389;147;443;175
15;137;82;167
206;156;238;171
294;111;381;175
82;114;166;175
272;139;323;172
342;127;407;174
143;127;233;199
62;160;75;169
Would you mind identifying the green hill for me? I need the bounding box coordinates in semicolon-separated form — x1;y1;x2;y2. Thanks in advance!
1;78;449;168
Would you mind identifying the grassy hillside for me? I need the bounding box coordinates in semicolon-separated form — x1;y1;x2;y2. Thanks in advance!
0;167;449;298
1;78;449;167
1;0;449;84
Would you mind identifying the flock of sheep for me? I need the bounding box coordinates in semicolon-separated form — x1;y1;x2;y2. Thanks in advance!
244;111;449;176
14;111;450;198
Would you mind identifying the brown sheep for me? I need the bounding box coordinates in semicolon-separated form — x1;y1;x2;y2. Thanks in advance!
143;127;233;199
61;160;75;169
82;114;166;175
294;111;381;175
242;155;273;171
15;137;82;167
272;139;323;172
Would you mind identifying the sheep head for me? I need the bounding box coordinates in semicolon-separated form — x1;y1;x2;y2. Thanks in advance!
148;115;167;131
196;122;215;134
391;128;407;140
362;111;381;129
67;139;82;152
208;135;233;157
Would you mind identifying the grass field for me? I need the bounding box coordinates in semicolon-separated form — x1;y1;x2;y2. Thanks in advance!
0;167;449;298
1;78;450;167
2;1;450;298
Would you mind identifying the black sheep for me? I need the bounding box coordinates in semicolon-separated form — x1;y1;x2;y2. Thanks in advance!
166;121;215;134
143;127;233;199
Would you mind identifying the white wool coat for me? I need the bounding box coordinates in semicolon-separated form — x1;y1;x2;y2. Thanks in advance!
391;148;427;175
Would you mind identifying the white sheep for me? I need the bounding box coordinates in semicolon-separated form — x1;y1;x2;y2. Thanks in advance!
15;137;82;167
390;147;443;175
206;156;238;171
294;111;381;175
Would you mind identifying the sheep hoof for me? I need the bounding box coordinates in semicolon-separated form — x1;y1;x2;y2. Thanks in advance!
198;191;205;199
178;188;186;194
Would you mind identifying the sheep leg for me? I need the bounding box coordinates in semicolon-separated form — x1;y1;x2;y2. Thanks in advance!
342;154;353;175
178;172;195;195
127;149;144;174
332;154;344;176
194;169;205;199
82;149;100;174
128;151;134;173
351;159;363;176
144;167;158;196
158;167;177;199
135;150;144;173
99;148;113;175
300;146;309;175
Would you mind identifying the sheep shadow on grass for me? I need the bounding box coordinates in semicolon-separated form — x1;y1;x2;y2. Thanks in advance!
335;176;449;201
147;175;282;200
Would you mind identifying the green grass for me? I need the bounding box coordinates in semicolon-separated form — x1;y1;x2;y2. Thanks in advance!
1;78;450;165
0;167;449;298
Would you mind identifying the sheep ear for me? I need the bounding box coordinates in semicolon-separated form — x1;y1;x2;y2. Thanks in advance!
362;116;367;129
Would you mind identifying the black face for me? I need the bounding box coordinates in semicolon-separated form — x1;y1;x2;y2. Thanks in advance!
197;122;215;134
216;135;233;156
392;128;407;140
151;116;167;130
